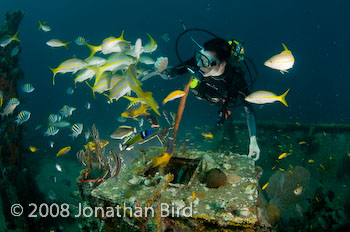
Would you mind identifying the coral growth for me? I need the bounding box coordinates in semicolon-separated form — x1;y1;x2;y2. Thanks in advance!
265;204;280;227
266;166;310;214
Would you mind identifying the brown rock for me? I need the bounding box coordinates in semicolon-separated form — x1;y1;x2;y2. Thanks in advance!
265;204;280;227
204;168;227;188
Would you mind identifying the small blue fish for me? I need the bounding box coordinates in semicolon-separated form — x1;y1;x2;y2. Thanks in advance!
74;36;86;46
66;87;74;95
44;126;59;136
14;110;31;125
21;83;35;93
71;123;83;139
59;105;76;118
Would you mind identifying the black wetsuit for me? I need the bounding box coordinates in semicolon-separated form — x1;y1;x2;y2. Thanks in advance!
167;57;257;137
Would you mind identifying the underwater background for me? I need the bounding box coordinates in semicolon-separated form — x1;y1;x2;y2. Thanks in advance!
0;0;349;231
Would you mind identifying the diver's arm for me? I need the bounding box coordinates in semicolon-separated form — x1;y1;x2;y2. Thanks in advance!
243;103;256;137
166;57;197;78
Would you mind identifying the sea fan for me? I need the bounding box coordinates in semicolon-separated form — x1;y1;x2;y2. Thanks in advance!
266;166;310;214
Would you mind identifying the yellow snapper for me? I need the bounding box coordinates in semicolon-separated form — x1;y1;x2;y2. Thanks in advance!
126;64;160;115
121;103;150;120
38;21;51;32
84;140;109;151
139;55;155;65
125;39;143;59
56;146;71;157
0;31;20;48
245;89;290;107
143;33;157;53
162;90;185;105
50;58;88;85
264;43;294;74
101;31;130;55
46;39;71;49
123;96;147;109
1;98;20;118
74;69;95;85
29;146;38;152
104;77;131;102
87;54;135;86
84;56;106;67
83;41;102;60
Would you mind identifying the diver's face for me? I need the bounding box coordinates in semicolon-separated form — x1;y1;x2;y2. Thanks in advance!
198;50;219;74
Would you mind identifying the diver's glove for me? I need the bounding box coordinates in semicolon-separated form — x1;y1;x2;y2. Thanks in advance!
154;57;168;73
248;136;260;161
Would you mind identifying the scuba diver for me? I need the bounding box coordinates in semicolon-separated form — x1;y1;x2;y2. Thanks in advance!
154;36;261;161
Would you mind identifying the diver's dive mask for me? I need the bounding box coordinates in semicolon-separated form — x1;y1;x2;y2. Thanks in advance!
195;49;219;68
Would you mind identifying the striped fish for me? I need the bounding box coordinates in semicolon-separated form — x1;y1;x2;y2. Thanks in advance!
59;105;76;118
44;126;59;136
74;36;86;46
21;83;35;93
48;113;61;123
14;110;31;125
71;123;83;139
74;69;95;85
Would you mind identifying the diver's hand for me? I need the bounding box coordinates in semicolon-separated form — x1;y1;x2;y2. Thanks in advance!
248;136;260;161
154;57;168;73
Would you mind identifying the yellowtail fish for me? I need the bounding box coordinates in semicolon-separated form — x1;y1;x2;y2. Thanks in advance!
44;126;59;136
139;55;155;65
46;39;71;49
126;38;143;59
74;69;95;85
279;168;285;171
71;123;83;139
294;186;303;195
323;131;327;136
296;122;301;126
50;58;88;85
264;43;295;74
123;96;147;109
15;110;31;125
262;182;269;190
56;146;71;157
84;140;109;151
152;152;172;168
0;31;20;48
125;64;160;115
201;132;213;139
278;152;288;160
21;83;35;93
38;21;51;32
162;90;185;105
84;56;106;66
245;89;290;107
1;98;20;118
192;192;196;201
298;141;307;145
83;41;102;60
308;159;315;163
121;103;150;120
319;164;326;170
29;146;37;152
101;31;130;55
143;33;157;53
105;77;131;102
